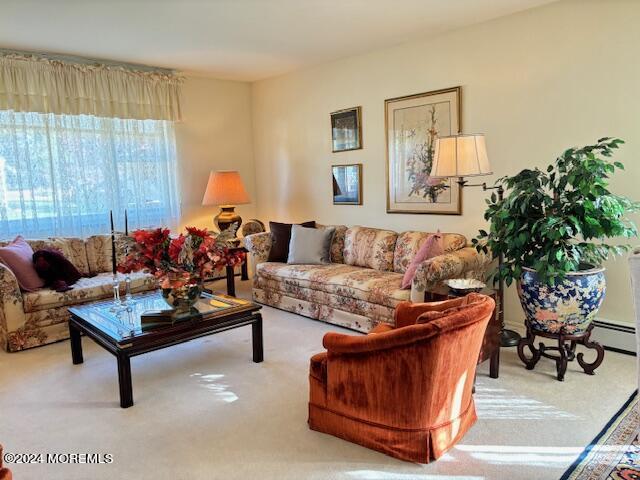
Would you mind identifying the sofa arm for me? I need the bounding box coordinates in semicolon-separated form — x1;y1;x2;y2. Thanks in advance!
0;263;26;352
410;246;489;302
244;231;272;277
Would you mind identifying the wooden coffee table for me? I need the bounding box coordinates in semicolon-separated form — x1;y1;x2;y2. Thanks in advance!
68;291;263;408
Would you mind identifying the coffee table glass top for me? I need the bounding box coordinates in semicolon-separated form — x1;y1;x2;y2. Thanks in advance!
68;290;257;342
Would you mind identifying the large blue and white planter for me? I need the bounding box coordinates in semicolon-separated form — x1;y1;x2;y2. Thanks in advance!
517;266;606;335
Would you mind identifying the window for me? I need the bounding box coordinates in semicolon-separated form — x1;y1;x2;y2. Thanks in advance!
0;110;180;239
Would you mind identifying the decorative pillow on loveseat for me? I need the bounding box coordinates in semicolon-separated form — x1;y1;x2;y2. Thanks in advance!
401;232;444;289
267;221;315;262
0;236;45;291
33;248;82;292
287;225;335;264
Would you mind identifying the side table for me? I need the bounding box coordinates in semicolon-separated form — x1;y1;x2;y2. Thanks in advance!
204;245;249;297
225;245;249;296
426;286;501;378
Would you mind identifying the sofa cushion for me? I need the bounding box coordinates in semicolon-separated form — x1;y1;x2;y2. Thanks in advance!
44;237;91;276
85;234;129;275
255;262;409;308
22;271;155;313
393;231;467;274
343;226;398;272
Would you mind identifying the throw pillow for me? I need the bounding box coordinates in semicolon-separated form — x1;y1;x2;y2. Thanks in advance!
401;232;444;289
287;225;335;264
33;248;82;292
0;236;45;291
267;221;315;262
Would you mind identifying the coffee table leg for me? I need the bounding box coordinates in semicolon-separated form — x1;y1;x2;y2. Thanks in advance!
252;314;263;363
117;353;134;408
69;321;84;365
226;265;236;297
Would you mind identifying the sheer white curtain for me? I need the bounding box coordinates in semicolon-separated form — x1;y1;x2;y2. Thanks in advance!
0;109;180;239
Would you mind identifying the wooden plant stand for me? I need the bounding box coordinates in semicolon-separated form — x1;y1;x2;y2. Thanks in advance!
517;322;604;381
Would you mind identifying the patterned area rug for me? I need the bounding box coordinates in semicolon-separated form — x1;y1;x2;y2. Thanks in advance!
561;390;639;480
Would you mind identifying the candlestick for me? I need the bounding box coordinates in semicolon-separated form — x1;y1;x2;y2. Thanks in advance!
124;275;132;303
110;277;123;312
124;209;128;236
110;210;117;276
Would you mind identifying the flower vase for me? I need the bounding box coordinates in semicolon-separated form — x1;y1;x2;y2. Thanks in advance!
162;283;204;313
517;266;606;335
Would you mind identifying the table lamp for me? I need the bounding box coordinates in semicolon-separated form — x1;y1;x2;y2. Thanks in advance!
430;133;521;347
202;170;250;234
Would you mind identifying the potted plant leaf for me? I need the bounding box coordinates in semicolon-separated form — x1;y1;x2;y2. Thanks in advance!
474;137;639;336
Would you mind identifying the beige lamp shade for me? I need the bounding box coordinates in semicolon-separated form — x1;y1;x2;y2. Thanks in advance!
430;134;492;178
202;170;250;206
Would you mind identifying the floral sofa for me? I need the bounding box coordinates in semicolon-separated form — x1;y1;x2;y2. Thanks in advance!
245;225;487;333
0;236;156;352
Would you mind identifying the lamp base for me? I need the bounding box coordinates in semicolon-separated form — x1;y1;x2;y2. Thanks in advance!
214;206;242;235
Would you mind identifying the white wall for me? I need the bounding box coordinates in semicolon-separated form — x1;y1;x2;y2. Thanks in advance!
176;75;255;231
250;0;640;327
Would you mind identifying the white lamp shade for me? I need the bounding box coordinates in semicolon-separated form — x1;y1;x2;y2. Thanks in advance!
430;134;492;178
202;170;251;206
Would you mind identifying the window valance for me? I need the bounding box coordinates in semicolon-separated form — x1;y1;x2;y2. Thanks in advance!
0;52;183;121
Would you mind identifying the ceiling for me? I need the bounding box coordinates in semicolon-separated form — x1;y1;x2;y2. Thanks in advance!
0;0;556;81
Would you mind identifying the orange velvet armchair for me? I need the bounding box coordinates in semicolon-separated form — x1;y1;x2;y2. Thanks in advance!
308;293;495;463
0;445;12;480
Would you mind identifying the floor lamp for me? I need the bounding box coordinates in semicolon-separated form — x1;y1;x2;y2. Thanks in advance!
430;133;520;347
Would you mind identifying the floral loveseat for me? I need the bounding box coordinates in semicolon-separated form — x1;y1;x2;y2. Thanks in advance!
245;225;487;333
0;236;156;352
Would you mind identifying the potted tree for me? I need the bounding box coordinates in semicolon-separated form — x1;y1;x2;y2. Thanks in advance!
475;138;638;378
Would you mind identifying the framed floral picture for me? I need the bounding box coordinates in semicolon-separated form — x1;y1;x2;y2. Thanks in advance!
332;164;362;205
385;87;461;215
331;107;362;152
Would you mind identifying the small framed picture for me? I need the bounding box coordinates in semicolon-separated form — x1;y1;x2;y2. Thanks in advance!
332;164;362;205
330;107;362;152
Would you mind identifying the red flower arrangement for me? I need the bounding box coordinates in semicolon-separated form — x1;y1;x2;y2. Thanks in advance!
118;227;245;289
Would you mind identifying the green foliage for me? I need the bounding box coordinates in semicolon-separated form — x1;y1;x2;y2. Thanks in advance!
474;138;639;286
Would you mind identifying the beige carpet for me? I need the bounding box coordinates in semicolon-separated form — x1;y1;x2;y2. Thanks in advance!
0;279;636;480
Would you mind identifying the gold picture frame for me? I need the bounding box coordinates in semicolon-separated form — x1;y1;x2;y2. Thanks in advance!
332;164;362;205
385;86;462;215
331;106;362;152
